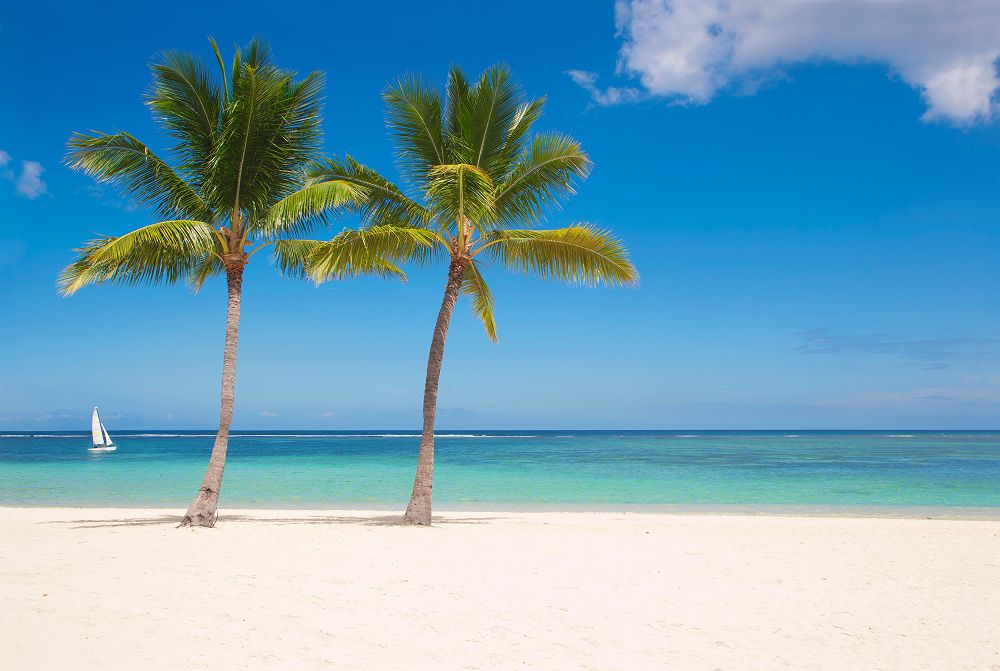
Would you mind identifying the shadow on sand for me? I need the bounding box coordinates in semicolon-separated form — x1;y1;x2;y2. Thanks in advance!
45;513;508;529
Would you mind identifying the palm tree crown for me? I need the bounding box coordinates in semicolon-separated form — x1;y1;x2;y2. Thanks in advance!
60;37;373;296
285;64;638;340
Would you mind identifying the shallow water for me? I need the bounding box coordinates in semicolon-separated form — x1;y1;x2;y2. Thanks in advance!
1;430;998;510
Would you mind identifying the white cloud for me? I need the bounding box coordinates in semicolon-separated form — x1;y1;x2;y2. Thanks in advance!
259;410;279;417
318;411;336;417
16;160;46;199
567;69;643;105
579;0;1000;124
0;149;10;167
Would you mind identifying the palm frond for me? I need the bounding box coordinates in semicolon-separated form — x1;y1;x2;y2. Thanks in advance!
453;64;524;179
65;132;212;221
146;48;220;186
425;163;495;232
208;37;229;105
210;47;324;218
444;66;471;143
491;132;591;227
271;239;330;280
232;37;271;92
384;75;446;188
58;219;219;295
186;254;224;292
495;96;545;178
478;225;638;286
462;260;497;341
307;155;431;229
325;224;443;269
273;227;434;284
255;180;365;237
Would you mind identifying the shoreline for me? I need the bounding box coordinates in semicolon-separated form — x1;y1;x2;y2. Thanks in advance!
3;503;1000;520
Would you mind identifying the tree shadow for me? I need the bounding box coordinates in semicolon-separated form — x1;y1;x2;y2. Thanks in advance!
223;514;508;527
43;515;182;529
45;513;508;529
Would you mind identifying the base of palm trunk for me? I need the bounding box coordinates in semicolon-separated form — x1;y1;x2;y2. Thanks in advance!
179;488;220;528
403;493;432;526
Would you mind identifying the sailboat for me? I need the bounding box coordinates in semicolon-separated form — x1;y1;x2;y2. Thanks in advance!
88;407;116;452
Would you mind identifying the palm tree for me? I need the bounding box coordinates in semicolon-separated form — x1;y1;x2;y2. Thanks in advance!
59;38;395;527
293;65;638;525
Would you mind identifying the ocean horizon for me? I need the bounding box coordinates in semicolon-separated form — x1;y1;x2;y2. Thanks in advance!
3;430;999;512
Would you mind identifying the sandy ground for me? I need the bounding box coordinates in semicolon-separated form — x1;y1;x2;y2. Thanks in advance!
1;508;998;670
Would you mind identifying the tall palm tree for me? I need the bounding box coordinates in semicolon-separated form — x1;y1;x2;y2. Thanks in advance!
59;38;396;527
292;65;638;525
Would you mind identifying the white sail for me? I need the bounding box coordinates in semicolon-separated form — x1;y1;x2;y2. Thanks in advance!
91;407;105;446
101;421;113;447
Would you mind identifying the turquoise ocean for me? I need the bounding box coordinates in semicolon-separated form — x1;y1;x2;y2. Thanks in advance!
2;431;999;512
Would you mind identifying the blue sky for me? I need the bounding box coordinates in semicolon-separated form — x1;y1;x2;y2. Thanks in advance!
2;0;1000;430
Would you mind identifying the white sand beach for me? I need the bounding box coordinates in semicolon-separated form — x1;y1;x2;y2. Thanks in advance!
2;508;998;670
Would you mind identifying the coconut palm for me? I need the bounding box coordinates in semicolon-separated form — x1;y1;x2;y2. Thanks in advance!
290;65;638;525
59;38;397;527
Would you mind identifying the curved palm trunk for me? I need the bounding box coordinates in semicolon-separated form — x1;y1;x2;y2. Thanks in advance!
179;263;244;528
403;258;467;526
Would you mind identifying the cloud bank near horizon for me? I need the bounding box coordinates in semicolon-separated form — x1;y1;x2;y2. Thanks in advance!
573;0;1000;124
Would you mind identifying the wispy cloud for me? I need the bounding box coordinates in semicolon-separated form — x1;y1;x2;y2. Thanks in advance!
83;183;138;212
16;161;46;199
24;413;79;422
576;0;1000;124
566;70;642;106
793;329;1000;370
439;406;476;416
1;150;48;199
259;410;279;417
821;385;1000;407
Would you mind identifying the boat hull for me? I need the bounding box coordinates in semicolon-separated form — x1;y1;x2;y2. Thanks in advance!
87;446;117;452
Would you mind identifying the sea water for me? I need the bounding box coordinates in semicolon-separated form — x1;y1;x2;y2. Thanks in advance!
1;431;998;512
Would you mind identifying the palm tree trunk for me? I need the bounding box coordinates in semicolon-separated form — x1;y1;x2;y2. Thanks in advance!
179;263;244;528
403;258;467;526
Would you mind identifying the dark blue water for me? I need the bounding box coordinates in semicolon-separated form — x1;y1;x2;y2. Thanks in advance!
1;430;998;510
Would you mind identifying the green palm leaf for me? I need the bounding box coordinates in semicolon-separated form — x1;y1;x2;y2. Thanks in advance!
456;64;524;178
495;97;546;178
66;132;212;221
478;225;638;286
186;254;225;292
492;132;591;227
59;219;219;295
462;260;497;341
147;49;220;187
384;75;446;187
425;164;495;232
307;155;431;229
210;57;324;217
274;225;440;282
255;180;365;237
444;66;471;144
273;240;403;283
